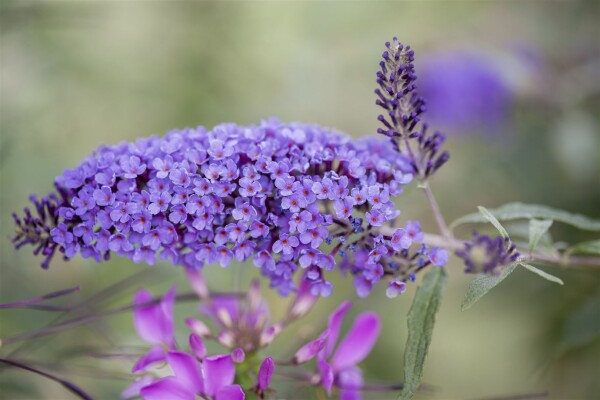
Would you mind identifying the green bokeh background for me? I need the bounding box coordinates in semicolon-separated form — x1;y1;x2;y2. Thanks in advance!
1;1;599;399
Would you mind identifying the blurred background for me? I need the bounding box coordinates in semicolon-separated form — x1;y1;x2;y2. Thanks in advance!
1;1;599;399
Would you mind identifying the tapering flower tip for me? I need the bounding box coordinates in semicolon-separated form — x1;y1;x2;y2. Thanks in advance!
374;38;449;180
186;268;209;300
12;193;64;268
231;347;245;363
293;329;330;364
456;231;520;275
386;279;406;298
189;333;207;359
257;357;275;391
185;318;212;337
13;119;414;298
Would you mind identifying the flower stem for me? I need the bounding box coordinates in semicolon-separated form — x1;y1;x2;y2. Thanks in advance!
421;182;452;241
380;227;600;270
0;358;93;400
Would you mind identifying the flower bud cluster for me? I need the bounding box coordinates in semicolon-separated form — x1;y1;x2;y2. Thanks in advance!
375;37;449;179
455;231;520;275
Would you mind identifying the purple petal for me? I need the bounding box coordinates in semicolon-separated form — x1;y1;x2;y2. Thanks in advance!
132;345;166;373
257;357;274;390
293;330;329;364
167;351;204;395
189;333;207;359
204;354;235;397
133;286;176;346
325;301;352;358
338;366;364;400
318;359;334;395
140;376;194;400
121;376;154;399
331;312;380;371
215;384;245;400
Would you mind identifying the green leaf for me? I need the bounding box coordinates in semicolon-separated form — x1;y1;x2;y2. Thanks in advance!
399;267;448;400
570;239;600;256
528;219;553;253
478;206;509;239
560;290;600;348
451;202;600;231
519;263;564;285
462;263;517;311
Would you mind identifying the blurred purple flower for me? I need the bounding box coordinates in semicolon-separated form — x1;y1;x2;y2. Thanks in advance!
419;51;511;134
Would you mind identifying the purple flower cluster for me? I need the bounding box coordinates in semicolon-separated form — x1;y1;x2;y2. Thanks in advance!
375;37;449;179
126;274;383;400
124;283;274;400
12;118;422;296
339;220;449;298
455;231;519;275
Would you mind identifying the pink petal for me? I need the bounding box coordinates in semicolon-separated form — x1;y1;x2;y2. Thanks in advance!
121;376;154;399
133;286;176;346
293;330;329;364
318;359;334;395
215;384;245;400
324;301;352;358
331;312;380;371
189;333;207;359
132;345;166;373
338;367;364;400
140;376;194;400
204;354;236;397
167;351;204;395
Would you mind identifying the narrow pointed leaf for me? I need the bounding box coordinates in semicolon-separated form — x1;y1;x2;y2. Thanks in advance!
478;206;509;239
451;202;600;231
519;263;564;285
528;219;553;253
570;240;600;256
399;267;447;400
462;263;517;311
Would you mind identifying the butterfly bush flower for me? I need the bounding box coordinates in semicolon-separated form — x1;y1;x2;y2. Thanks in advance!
455;231;520;275
375;37;449;179
12;38;451;298
419;50;511;134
